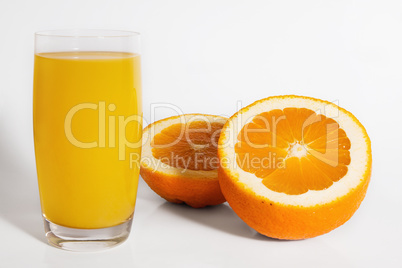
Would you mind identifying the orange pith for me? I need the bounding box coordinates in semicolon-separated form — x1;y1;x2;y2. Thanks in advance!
151;121;224;171
235;108;351;195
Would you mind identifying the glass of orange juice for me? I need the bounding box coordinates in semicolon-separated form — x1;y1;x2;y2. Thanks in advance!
33;30;142;251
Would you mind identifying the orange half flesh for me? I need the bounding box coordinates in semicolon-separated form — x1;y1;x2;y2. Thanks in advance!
140;114;227;208
152;121;224;171
235;108;351;195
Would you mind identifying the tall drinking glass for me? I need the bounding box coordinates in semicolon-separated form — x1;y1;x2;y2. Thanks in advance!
33;30;142;251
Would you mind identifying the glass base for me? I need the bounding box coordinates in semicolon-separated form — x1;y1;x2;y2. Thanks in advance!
43;216;133;252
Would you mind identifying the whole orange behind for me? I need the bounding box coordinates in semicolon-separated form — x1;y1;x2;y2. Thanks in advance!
140;114;227;208
218;95;372;240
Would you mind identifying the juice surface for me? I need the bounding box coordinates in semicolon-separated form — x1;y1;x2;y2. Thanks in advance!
33;51;142;229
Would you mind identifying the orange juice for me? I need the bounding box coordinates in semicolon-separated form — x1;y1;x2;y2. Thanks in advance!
33;51;142;229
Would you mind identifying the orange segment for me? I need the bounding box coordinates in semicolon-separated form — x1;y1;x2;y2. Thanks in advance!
262;157;305;195
283;108;316;141
235;107;351;195
235;141;287;178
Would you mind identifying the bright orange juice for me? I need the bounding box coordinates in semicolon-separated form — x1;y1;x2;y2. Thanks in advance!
33;51;142;229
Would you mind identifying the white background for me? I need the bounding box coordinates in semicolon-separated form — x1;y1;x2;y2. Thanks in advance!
0;0;401;267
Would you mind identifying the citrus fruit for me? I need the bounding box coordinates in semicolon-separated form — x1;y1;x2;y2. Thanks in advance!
218;95;372;239
140;114;227;208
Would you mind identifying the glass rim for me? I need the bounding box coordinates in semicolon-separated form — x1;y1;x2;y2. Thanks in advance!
35;29;140;38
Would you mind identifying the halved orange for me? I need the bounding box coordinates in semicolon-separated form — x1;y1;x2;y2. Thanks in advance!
218;95;372;239
140;114;227;208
